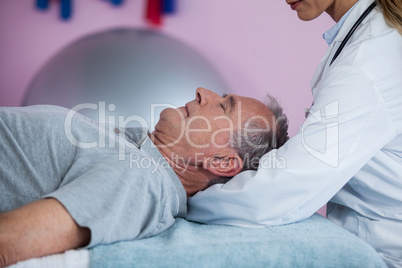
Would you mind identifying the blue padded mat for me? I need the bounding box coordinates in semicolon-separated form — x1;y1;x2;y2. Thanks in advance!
90;214;386;268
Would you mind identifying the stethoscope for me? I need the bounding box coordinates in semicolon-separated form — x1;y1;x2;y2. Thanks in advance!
330;1;377;66
306;2;377;118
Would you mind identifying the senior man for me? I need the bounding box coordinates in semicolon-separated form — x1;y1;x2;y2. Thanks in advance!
0;87;288;267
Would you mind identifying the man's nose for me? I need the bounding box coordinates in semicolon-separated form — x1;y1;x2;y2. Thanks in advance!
196;87;219;106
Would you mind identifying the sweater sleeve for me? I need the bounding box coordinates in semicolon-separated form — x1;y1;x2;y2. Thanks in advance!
46;154;177;247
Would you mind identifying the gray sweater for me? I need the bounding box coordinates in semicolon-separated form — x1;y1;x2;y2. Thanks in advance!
0;105;186;247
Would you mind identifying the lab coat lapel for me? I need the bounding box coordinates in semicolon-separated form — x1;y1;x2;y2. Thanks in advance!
310;0;375;93
333;0;375;44
310;42;336;92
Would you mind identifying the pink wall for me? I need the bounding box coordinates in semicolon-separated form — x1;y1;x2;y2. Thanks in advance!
0;0;333;216
0;0;333;136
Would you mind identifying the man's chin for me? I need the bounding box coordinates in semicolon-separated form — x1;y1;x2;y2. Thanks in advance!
160;107;186;121
151;125;183;148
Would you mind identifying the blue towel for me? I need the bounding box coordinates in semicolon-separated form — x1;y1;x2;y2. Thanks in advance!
90;214;386;268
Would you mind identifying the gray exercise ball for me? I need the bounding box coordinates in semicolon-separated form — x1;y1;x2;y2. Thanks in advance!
23;28;228;129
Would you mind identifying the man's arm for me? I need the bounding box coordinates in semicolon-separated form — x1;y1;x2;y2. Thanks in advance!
0;198;90;267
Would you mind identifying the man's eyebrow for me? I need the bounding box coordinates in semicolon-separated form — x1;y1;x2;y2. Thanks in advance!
228;96;235;114
222;94;235;114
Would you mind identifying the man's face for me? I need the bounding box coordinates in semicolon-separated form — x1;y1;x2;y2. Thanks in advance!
152;87;274;166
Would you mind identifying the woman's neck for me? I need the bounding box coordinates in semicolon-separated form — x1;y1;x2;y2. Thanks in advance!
327;0;359;22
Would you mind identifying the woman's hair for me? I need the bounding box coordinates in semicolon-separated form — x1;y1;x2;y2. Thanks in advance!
376;0;402;34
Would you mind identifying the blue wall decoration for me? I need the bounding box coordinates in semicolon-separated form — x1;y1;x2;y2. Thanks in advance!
35;0;176;24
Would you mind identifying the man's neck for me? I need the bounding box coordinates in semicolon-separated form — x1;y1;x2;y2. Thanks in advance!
327;0;358;22
148;132;211;197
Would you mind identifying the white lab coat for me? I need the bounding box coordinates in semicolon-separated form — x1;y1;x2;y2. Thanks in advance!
186;0;402;266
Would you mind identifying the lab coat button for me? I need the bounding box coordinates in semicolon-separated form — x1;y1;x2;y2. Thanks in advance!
113;128;120;134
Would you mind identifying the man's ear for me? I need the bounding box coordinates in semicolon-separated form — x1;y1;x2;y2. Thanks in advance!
202;154;243;177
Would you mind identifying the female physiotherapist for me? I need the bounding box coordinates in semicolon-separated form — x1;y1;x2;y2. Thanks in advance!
186;0;402;266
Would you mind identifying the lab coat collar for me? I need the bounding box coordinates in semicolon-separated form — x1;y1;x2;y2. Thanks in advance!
310;0;377;93
332;0;377;43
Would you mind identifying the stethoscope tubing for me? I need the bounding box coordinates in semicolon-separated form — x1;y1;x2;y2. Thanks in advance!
330;1;377;66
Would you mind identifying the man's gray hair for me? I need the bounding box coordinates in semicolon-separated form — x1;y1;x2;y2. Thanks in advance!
231;93;289;171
